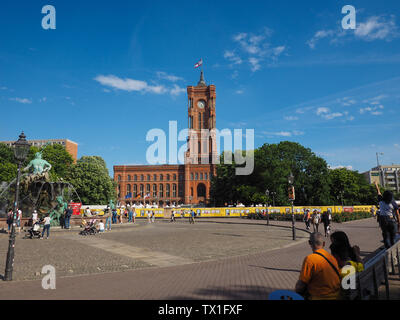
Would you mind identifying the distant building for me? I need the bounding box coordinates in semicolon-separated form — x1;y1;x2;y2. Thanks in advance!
0;139;78;161
362;165;400;193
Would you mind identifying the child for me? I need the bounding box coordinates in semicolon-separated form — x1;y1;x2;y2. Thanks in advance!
98;220;105;233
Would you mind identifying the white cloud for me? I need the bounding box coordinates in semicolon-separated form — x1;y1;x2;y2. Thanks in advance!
394;144;400;150
235;89;244;94
316;107;330;115
94;75;167;94
39;97;47;102
284;116;299;121
355;15;398;41
224;50;243;65
249;57;261;71
307;30;335;49
156;71;184;82
359;105;384;115
316;107;343;120
0;86;7;90
9;97;32;104
170;85;186;96
226;28;286;72
307;15;398;49
329;165;353;170
262;130;304;137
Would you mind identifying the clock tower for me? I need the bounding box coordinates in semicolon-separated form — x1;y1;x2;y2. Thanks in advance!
184;71;217;204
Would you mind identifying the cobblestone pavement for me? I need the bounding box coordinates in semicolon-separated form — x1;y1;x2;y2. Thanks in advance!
0;217;387;299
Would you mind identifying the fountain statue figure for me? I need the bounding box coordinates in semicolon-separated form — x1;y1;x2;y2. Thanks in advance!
49;195;68;226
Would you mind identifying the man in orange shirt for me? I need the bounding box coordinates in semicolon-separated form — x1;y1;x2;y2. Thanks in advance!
295;232;341;300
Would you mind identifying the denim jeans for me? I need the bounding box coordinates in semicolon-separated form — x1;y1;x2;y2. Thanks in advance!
112;214;117;224
64;215;71;229
42;224;50;238
380;216;397;248
128;211;133;222
105;217;112;230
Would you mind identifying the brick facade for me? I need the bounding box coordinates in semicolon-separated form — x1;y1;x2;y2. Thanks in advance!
114;72;217;206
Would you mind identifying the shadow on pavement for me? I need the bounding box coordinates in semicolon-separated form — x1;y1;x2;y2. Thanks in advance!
248;265;300;273
169;284;279;300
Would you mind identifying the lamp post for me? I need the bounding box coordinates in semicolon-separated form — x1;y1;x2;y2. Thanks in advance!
288;172;296;241
4;132;30;281
265;189;270;225
270;191;276;207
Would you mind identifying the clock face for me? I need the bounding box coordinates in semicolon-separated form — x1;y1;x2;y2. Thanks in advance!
197;100;206;109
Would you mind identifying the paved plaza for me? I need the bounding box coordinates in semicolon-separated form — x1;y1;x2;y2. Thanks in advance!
0;217;391;299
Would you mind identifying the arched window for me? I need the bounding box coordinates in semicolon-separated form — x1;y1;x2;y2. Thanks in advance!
153;184;157;197
133;184;137;197
117;175;121;182
173;174;176;181
197;183;206;197
141;174;144;181
127;184;131;193
178;184;183;197
159;184;164;198
134;175;137;181
146;184;150;196
127;175;131;181
147;174;150;181
190;187;193;197
140;184;144;197
172;184;177;197
160;174;164;181
153;174;157;181
166;184;170;197
204;173;208;180
191;173;194;180
200;173;203;180
195;173;198;180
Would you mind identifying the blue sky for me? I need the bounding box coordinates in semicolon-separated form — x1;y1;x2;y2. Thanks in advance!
0;0;399;175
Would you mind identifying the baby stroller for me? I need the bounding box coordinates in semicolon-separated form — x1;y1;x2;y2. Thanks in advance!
24;220;41;239
79;219;98;236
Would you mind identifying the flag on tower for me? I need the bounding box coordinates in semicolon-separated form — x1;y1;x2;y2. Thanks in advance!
194;59;203;69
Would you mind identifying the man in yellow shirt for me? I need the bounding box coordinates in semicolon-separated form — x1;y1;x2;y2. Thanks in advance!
295;232;341;300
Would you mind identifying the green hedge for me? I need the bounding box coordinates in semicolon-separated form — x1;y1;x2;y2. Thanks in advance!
245;211;373;223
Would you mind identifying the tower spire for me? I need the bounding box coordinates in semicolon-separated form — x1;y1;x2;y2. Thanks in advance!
197;70;206;87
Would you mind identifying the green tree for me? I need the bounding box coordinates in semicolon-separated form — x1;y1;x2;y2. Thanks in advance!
211;141;331;206
328;168;377;205
41;144;74;180
67;156;116;205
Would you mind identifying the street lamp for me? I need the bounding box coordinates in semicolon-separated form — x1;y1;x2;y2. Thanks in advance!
265;189;270;225
4;132;30;281
288;172;296;241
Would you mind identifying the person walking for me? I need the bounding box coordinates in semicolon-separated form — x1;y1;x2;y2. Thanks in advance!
375;182;399;248
170;210;175;222
303;209;311;230
151;211;155;223
112;208;117;224
321;211;331;237
132;209;136;224
104;206;112;231
64;205;73;229
41;215;51;239
312;210;320;233
128;208;133;223
6;208;13;234
16;207;22;233
147;211;151;223
189;210;195;224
